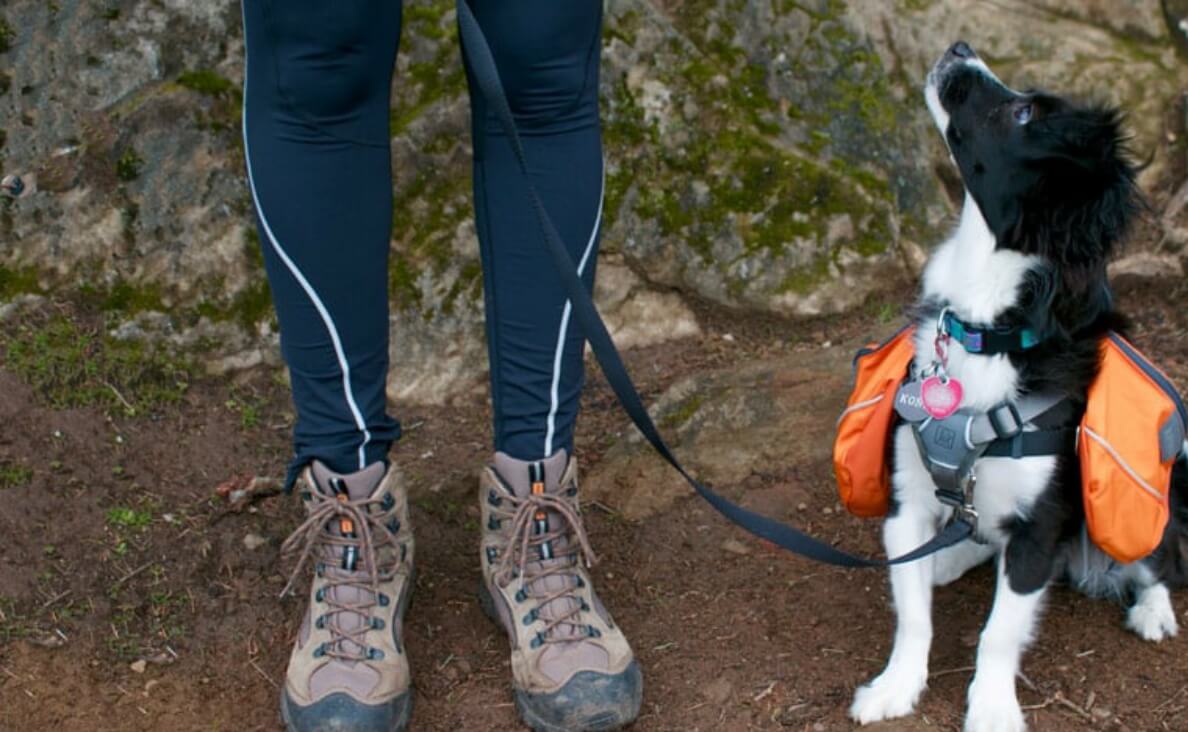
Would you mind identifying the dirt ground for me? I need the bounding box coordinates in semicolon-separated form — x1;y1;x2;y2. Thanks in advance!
2;273;1188;732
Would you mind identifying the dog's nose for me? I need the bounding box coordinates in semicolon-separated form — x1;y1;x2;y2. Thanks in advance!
948;41;976;59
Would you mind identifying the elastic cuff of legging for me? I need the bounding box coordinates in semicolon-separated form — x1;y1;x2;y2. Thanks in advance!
283;438;397;494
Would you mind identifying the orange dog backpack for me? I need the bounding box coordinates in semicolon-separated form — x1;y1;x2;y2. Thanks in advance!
833;326;916;518
832;328;1188;563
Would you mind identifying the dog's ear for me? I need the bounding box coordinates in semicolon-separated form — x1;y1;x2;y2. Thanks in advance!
1045;105;1126;165
1013;105;1142;266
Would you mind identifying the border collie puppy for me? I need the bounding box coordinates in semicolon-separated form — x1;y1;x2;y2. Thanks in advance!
849;42;1187;732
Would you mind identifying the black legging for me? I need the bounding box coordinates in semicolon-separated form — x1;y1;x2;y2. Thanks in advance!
241;1;603;485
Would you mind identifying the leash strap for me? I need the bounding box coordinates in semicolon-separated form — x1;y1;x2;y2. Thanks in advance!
455;1;972;567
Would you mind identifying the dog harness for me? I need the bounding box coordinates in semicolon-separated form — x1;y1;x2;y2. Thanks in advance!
895;386;1074;534
834;317;1188;563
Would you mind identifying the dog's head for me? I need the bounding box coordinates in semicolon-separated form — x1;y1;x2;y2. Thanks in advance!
925;42;1140;268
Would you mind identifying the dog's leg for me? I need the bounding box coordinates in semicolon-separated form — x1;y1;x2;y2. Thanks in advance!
1124;563;1178;641
932;540;996;586
964;548;1048;732
850;504;938;723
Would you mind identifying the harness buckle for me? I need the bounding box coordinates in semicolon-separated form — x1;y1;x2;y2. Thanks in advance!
987;403;1024;440
937;472;980;540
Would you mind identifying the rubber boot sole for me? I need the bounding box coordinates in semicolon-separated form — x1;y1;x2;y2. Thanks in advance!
478;581;643;732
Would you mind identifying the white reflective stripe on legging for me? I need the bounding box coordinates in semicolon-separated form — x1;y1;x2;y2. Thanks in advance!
543;162;604;458
240;9;372;469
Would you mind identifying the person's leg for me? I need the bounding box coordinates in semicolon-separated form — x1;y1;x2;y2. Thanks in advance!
465;4;643;730
242;0;401;489
467;0;605;463
241;3;413;731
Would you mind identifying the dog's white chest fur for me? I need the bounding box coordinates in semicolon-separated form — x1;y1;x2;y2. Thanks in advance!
903;194;1054;539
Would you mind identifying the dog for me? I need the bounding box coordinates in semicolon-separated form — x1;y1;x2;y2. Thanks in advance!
848;41;1188;732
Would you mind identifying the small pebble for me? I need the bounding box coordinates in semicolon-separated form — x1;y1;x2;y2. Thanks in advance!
721;538;751;556
130;660;147;674
243;533;268;551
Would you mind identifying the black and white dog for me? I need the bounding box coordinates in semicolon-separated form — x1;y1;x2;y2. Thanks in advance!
849;42;1188;732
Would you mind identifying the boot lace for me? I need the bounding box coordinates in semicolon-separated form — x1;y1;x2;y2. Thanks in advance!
281;487;404;662
492;490;599;644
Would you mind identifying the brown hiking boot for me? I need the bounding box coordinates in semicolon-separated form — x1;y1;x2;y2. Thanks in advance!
279;460;414;732
478;450;642;732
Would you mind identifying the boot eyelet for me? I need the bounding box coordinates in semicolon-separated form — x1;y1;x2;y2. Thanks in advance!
514;588;528;603
521;609;538;625
485;547;498;564
367;648;384;661
315;615;325;630
575;577;585;588
566;487;577;497
315;563;325;578
587;626;601;638
315;588;325;602
371;617;385;630
529;633;544;649
487;490;502;507
387;518;401;534
580;601;590;612
312;643;327;658
378;593;390;607
487;516;501;530
381;493;395;510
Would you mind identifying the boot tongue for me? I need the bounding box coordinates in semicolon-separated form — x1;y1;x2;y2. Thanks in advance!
493;450;568;498
308;460;387;661
493;451;588;641
311;460;386;501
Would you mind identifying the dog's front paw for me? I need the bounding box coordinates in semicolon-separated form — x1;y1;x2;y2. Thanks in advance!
849;666;927;725
965;678;1024;732
1126;584;1178;642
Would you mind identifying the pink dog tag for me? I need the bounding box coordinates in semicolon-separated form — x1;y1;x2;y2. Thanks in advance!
920;375;963;419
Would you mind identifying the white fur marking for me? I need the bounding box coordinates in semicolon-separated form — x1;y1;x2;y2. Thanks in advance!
965;558;1044;732
1126;584;1178;642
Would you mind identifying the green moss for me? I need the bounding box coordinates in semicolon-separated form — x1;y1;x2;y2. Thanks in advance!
0;18;13;54
2;315;192;414
390;156;476;316
177;70;235;97
0;461;31;489
116;147;142;182
91;280;166;314
661;393;704;429
389;2;464;136
0;265;44;300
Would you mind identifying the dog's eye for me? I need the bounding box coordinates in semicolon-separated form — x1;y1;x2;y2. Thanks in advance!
1013;103;1034;125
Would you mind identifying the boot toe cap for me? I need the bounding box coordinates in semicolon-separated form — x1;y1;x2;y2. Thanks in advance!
515;661;643;732
281;688;412;732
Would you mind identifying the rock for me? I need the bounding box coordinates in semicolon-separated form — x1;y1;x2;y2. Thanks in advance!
1109;252;1184;278
130;659;147;674
242;533;268;551
721;538;752;556
584;340;856;520
2;0;1185;403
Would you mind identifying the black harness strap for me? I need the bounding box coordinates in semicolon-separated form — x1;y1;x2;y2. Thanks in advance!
456;1;972;568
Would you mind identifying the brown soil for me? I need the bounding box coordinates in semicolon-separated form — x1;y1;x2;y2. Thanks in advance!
2;275;1188;732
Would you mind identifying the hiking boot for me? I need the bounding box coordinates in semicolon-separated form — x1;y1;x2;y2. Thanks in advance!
279;460;415;732
478;450;642;732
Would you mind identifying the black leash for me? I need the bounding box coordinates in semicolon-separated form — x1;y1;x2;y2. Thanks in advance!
455;1;972;567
